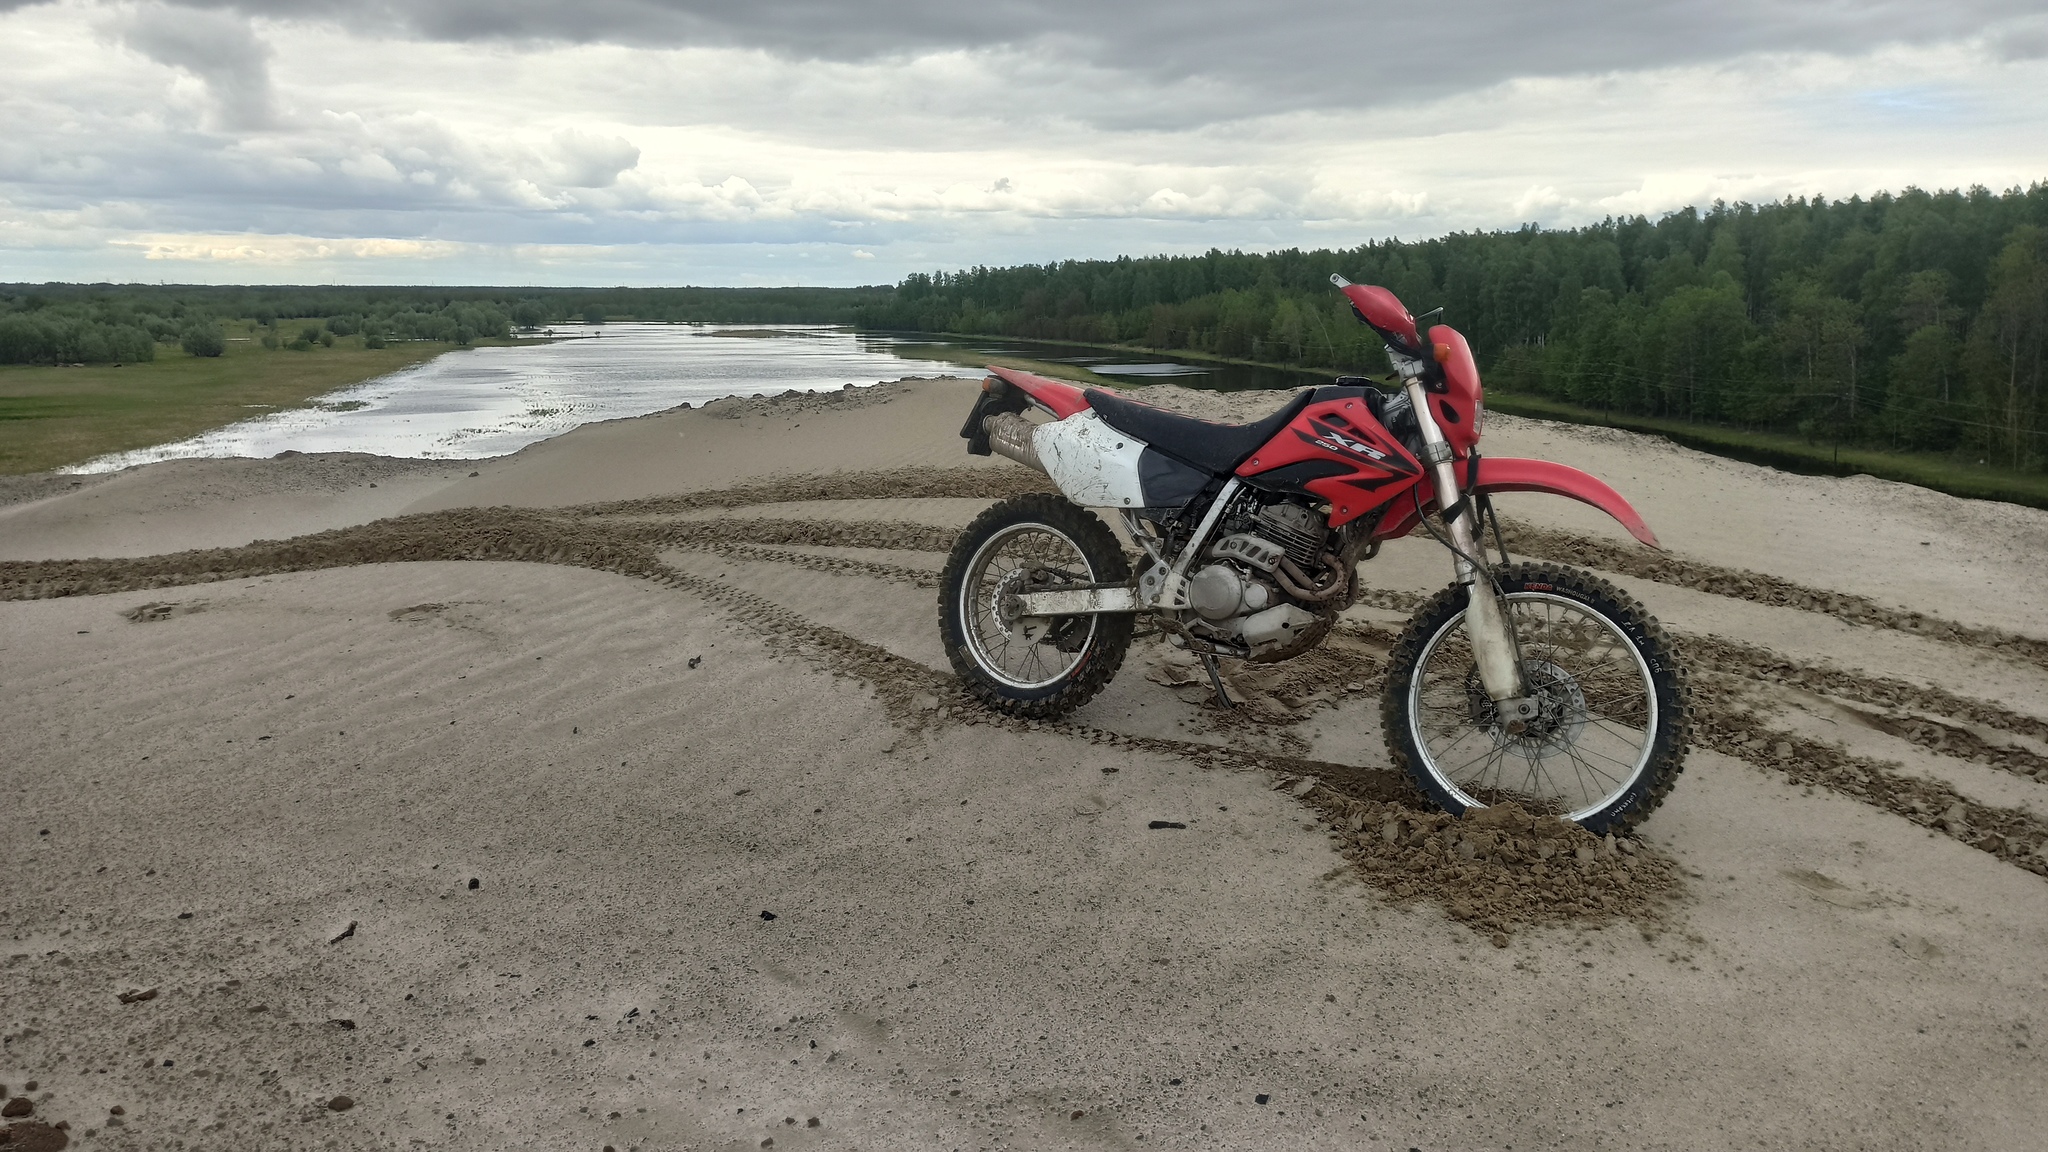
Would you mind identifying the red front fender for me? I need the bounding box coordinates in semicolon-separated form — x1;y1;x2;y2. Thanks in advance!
1372;457;1659;548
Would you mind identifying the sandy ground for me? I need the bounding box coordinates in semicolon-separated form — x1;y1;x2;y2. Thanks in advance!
4;378;2047;1151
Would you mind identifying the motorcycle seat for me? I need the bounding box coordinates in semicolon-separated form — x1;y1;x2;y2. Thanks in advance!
1083;387;1316;476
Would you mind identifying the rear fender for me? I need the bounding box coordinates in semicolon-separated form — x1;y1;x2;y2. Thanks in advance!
1371;456;1659;548
987;365;1091;420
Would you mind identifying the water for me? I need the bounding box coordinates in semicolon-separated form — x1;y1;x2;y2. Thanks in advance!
73;324;1326;472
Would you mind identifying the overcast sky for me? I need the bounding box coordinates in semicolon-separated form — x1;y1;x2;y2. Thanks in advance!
4;0;2047;286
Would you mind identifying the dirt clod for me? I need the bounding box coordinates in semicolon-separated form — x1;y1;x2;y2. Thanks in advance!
0;1120;68;1151
327;1096;354;1112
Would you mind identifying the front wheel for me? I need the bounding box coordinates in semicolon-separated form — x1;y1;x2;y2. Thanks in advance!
1382;562;1689;834
939;493;1133;720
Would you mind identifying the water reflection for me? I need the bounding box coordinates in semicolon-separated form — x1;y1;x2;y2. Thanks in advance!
73;323;1324;472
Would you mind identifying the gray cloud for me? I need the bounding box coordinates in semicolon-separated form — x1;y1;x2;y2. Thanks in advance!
109;0;2048;115
114;2;277;129
548;129;639;189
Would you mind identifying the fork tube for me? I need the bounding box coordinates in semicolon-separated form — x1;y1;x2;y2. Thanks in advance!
1406;381;1526;702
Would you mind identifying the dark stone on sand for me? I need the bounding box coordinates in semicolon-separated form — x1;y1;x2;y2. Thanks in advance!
0;1119;69;1151
117;987;159;1004
760;910;777;921
1254;1094;1270;1105
807;1117;820;1127
329;1019;356;1030
1147;820;1186;830
327;1095;354;1112
468;878;480;890
3;1098;33;1118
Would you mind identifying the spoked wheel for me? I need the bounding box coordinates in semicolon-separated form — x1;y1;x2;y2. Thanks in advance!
1382;562;1688;834
939;493;1133;719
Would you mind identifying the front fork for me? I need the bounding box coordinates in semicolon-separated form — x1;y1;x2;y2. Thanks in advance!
1404;380;1537;728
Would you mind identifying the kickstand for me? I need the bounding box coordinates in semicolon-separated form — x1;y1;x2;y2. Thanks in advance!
1200;653;1236;709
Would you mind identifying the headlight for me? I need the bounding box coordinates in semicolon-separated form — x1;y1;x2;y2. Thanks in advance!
1472;395;1485;436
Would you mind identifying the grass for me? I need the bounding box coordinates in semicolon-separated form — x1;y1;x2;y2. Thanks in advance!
1484;390;2048;511
0;326;504;475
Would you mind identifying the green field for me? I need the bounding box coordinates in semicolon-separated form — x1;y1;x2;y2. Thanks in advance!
0;328;489;474
1483;390;2048;511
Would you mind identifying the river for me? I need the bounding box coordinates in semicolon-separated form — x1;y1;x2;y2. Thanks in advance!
72;325;1323;473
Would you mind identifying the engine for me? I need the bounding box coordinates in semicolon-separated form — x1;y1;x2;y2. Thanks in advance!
1179;497;1340;662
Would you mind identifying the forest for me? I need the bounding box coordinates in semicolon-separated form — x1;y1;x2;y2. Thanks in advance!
0;285;891;366
856;185;2048;473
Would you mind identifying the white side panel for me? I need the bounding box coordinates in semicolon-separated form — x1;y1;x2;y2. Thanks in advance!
1031;410;1149;508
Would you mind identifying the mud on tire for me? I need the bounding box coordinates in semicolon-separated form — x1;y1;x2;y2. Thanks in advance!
939;493;1133;720
1380;562;1690;835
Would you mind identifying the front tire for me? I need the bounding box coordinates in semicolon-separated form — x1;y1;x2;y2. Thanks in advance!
1381;562;1688;834
939;493;1134;720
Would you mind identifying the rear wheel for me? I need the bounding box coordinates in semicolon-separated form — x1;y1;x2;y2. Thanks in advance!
939;493;1133;719
1381;562;1688;834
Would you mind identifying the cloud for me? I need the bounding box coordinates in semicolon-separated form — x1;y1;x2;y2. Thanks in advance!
113;1;277;129
3;1;2047;286
120;0;2048;122
547;128;639;188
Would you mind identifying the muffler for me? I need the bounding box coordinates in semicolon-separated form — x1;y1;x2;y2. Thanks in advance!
983;411;1046;474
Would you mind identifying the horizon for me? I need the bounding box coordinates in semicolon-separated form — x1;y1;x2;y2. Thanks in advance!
9;182;2042;292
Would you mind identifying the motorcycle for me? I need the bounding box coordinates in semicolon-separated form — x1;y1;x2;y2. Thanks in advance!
941;275;1688;833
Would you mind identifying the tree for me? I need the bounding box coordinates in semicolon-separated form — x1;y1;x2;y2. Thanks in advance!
180;324;225;357
1966;226;2048;469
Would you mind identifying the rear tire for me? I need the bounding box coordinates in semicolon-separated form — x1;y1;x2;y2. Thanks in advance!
1381;562;1689;834
939;493;1133;720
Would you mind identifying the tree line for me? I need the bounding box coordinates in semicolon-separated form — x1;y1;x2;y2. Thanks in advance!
855;185;2048;472
0;285;893;367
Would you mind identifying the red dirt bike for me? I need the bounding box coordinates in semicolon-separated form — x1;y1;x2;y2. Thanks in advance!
942;275;1688;832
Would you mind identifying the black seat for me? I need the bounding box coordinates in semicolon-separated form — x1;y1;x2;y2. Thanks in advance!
1083;387;1316;475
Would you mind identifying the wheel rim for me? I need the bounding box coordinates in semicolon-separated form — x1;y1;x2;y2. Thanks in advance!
1406;591;1658;823
957;521;1100;691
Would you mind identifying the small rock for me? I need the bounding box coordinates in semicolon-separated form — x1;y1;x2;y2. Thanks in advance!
688;656;702;669
1146;820;1186;830
1492;933;1509;948
328;1095;354;1112
118;986;159;1004
807;1117;821;1128
1289;776;1318;798
467;878;480;890
1254;1093;1270;1105
1070;1110;1084;1121
109;1107;123;1116
760;911;777;921
329;921;357;945
3;1098;34;1118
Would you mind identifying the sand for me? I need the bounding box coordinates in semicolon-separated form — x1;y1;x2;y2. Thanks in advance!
4;378;2046;1151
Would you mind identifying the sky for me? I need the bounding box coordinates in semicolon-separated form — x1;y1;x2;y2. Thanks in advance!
3;0;2047;287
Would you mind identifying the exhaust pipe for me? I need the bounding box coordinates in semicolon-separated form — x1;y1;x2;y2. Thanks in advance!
983;411;1046;474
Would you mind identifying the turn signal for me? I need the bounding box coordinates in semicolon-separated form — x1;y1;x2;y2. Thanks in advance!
1433;343;1452;364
